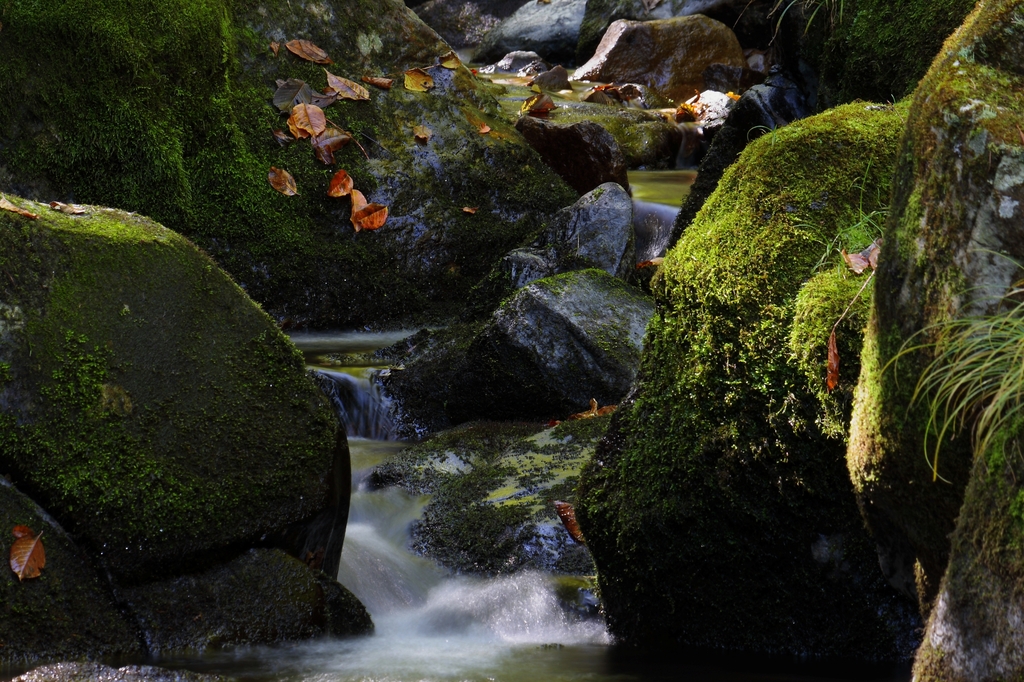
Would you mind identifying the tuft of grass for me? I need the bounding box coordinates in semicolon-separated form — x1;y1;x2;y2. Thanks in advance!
771;0;845;35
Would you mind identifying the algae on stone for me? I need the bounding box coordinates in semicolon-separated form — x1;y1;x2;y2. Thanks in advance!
576;101;920;658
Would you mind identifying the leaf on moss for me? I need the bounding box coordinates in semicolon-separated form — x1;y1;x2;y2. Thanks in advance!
478;123;491;134
270;41;280;57
404;68;434;92
352;203;388;232
0;197;38;220
49;201;86;215
827;329;839;392
413;125;432;144
268;167;298;196
842;239;881;275
10;526;45;581
311;126;352;164
285;39;332;64
462;206;478;214
324;70;370;101
439;50;460;69
361;75;393;89
288;103;326;139
328;169;354;197
521;93;556;117
636;257;664;268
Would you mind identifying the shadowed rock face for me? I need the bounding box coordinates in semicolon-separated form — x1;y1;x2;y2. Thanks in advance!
414;0;531;48
514;116;628;195
572;15;747;102
475;0;588;65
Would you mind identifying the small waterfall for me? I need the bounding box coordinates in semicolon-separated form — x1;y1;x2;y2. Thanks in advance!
312;369;397;441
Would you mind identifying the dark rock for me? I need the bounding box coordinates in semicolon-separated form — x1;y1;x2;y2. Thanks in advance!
529;65;572;91
516;60;551;77
122;548;372;653
0;479;139;663
571;15;747;102
13;663;227;682
501;247;557;289
702;63;765;94
414;0;531;48
0;197;341;584
479;50;547;73
631;199;679;263
514;116;628;195
670;67;813;248
576;102;921;658
548;183;635;280
475;0;588;65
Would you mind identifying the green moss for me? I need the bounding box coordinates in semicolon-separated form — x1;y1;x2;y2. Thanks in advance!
576;101;920;657
0;197;337;583
0;0;574;328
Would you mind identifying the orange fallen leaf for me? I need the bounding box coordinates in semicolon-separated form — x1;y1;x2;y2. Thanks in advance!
268;167;298;196
0;197;39;220
9;526;45;581
49;201;86;215
404;68;434;92
311;126;352;164
596;404;617;416
478;123;491;134
521;92;556;117
413;124;432;143
361;76;394;89
285;39;332;64
636;257;665;269
270;41;280;57
328;169;354;197
352;203;388;232
553;501;584;544
826;329;839;392
350;189;368;215
439;50;460;69
726;91;741;101
567;398;599;421
288;103;326;139
324;70;370;101
462;206;478;214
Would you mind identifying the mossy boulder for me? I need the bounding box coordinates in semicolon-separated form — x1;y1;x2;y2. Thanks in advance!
370;419;606;575
0;0;575;329
0;478;139;663
575;102;921;658
0;195;340;584
846;0;1024;617
122;548;371;652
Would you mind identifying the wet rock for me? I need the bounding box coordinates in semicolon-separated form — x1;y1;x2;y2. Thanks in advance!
475;0;588;65
576;102;921;658
122;548;372;653
514;116;628;195
501;247;557;289
548;183;635;280
479;50;548;73
414;0;531;48
632;199;679;263
13;663;227;682
0;197;342;584
371;418;610;575
529;65;572;91
572;15;747;102
0;479;139;663
702;63;765;94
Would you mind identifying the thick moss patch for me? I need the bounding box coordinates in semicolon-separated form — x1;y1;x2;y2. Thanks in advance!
0;0;574;328
0;196;338;583
576;102;920;658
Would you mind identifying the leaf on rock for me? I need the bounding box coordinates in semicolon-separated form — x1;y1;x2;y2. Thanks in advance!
49;201;86;215
521;93;556;117
0;197;39;220
413;124;432;143
439;50;460;69
288;103;326;139
328;169;354;197
350;189;368;215
268;167;298;196
827;329;839;392
361;76;393;90
273;78;313;112
352;203;388;232
9;526;45;581
285;39;332;64
270;41;280;57
324;70;370;101
311;126;352;164
478;123;491;134
462;206;478;214
553;501;585;544
404;68;434;92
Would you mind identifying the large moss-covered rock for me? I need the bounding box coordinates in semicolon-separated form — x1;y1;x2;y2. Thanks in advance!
0;0;575;329
0;478;139;663
576;102;921;658
0;196;340;583
846;0;1024;617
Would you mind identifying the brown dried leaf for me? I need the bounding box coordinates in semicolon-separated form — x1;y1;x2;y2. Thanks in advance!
49;201;86;215
361;76;394;90
841;248;870;275
324;70;370;101
270;41;280;57
0;197;39;220
521;92;556;117
636;257;665;268
328;169;354;197
273;78;312;112
311;126;352;164
479;123;491;134
553;501;585;544
864;238;882;270
268;167;298;196
827;329;839;392
352;203;388;231
413;124;432;144
439;50;460;69
285;39;332;64
350;189;368;216
404;68;434;92
272;129;294;146
10;527;45;581
567;398;599;421
462;206;478;214
288;103;326;139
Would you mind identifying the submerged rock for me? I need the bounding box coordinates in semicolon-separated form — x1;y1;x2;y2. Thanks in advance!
13;663;227;682
572;15;747;102
514;117;628;195
576;102;921;658
475;0;588;65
